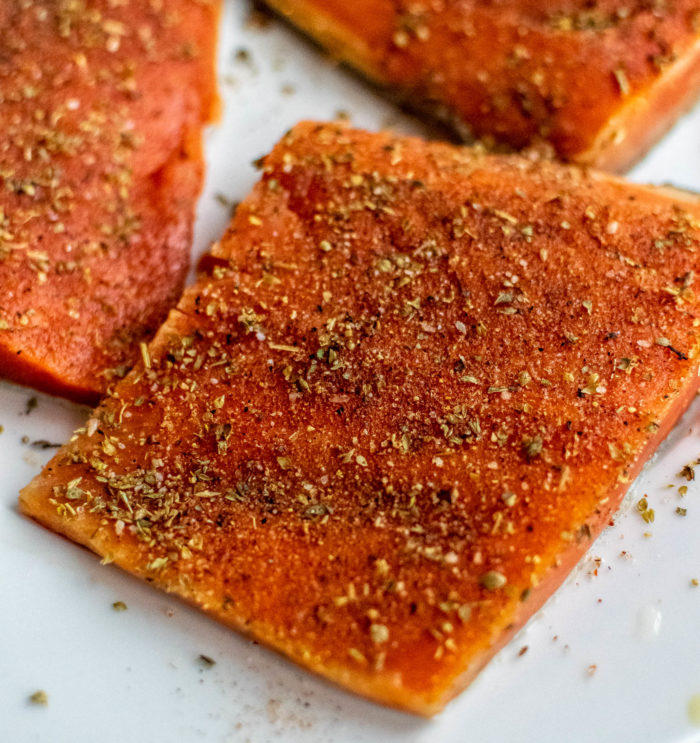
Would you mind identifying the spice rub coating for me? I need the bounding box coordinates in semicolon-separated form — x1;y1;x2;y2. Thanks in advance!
20;122;700;714
265;0;700;171
0;0;220;403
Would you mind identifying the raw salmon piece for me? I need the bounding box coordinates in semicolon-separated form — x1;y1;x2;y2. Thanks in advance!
19;122;700;715
0;0;220;404
264;0;700;171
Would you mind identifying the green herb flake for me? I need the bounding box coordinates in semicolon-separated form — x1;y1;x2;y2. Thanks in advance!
65;477;85;500
617;357;632;372
139;341;151;370
517;371;531;387
523;436;543;460
613;67;630;96
457;604;472;623
348;648;367;664
370;623;389;644
480;571;507;590
461;375;480;385
303;503;331;519
146;557;169;572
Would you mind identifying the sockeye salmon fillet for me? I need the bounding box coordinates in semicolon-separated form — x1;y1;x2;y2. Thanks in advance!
0;0;220;404
264;0;700;172
19;122;700;715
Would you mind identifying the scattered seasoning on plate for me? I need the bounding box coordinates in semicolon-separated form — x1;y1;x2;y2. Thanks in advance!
215;193;235;210
688;694;700;726
30;440;61;450
29;690;48;706
112;601;127;612
679;464;695;481
198;654;216;668
636;497;655;524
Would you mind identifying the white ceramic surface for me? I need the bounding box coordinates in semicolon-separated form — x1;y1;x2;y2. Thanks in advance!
2;3;700;741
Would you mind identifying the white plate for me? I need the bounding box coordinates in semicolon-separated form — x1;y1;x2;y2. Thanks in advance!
2;3;700;741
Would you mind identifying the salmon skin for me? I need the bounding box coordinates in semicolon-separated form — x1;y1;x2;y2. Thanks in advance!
264;0;700;172
0;0;220;404
19;122;700;715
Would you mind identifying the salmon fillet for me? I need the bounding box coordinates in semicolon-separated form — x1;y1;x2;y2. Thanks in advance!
19;122;700;715
264;0;700;171
0;0;220;404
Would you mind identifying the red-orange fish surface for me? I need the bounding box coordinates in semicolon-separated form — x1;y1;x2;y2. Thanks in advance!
265;0;700;171
20;123;700;714
0;0;220;403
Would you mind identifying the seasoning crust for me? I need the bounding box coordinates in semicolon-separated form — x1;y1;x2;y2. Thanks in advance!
0;0;220;403
264;0;700;171
20;122;700;714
